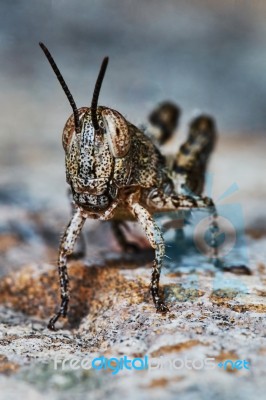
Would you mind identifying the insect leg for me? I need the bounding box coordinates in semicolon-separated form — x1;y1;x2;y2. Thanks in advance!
173;115;216;196
202;201;250;274
48;208;86;330
163;194;220;259
172;196;250;272
148;190;219;253
126;196;169;313
150;192;251;274
147;101;180;146
67;188;87;260
148;189;216;211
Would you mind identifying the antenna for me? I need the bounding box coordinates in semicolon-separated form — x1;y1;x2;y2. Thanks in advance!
39;42;81;133
91;57;109;131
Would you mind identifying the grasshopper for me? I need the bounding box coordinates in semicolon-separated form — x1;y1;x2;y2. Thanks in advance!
40;43;220;330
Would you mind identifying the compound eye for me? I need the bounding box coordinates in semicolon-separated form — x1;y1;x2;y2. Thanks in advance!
102;109;130;157
98;119;105;129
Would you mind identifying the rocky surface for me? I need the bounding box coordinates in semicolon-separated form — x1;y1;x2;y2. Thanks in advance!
0;190;265;399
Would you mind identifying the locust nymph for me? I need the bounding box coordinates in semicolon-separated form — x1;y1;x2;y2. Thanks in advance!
40;42;220;330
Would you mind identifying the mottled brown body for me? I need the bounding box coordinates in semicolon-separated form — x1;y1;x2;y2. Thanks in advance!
39;43;219;330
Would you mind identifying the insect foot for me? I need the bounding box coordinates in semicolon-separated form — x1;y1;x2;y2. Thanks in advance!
154;297;170;314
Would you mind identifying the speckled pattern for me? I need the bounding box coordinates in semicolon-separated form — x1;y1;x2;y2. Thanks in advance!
37;43;227;329
49;78;221;330
38;47;226;330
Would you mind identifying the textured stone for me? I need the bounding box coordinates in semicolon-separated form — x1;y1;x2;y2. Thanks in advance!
0;234;265;400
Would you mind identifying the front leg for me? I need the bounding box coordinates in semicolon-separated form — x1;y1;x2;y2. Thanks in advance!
126;194;169;313
48;208;86;330
67;187;87;260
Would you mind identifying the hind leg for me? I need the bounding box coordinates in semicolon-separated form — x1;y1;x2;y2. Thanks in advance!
174;114;217;196
147;101;181;146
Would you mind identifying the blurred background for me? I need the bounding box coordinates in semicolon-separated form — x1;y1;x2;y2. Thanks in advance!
0;0;265;271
